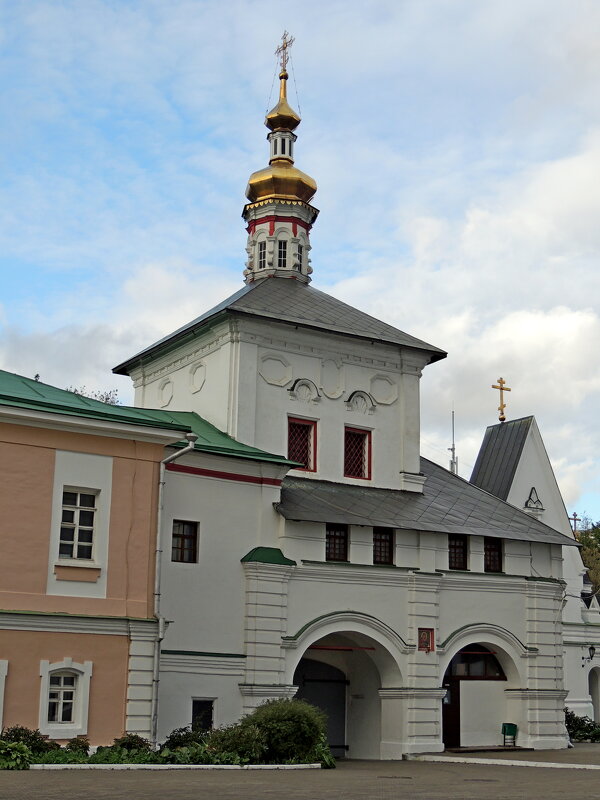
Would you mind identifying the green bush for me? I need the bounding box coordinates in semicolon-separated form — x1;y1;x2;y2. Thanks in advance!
241;699;328;764
160;726;206;751
0;741;32;770
112;733;152;752
565;708;600;741
33;748;87;764
205;723;267;764
89;745;159;764
65;736;90;754
159;743;212;765
0;725;55;754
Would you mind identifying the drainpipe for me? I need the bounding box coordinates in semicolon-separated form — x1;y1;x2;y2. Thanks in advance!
149;431;198;747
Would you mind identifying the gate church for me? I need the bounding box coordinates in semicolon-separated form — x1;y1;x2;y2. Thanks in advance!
114;39;575;756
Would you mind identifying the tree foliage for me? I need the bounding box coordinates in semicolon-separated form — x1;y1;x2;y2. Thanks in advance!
65;385;120;405
577;520;600;597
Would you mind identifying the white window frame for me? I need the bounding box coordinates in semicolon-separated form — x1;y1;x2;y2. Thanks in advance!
39;658;93;739
59;488;98;561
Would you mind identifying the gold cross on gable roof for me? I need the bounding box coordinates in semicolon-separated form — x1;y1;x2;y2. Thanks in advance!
275;30;295;72
492;377;511;423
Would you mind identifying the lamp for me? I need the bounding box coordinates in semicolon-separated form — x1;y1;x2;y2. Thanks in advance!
582;645;597;667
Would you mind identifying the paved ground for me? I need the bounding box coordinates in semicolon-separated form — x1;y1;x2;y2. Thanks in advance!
426;742;600;764
5;752;600;800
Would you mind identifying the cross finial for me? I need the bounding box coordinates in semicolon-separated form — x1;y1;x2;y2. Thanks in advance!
492;377;511;422
275;30;295;73
569;512;580;536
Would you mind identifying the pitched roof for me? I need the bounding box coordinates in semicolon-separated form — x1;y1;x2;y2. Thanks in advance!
113;279;446;374
470;417;534;500
0;370;292;465
276;456;577;547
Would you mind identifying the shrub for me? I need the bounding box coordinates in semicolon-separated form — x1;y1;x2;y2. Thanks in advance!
205;723;267;764
0;741;32;770
160;726;206;751
89;745;159;764
159;743;212;765
0;726;54;755
65;736;90;754
112;733;152;752
565;708;599;741
241;699;327;764
33;748;87;764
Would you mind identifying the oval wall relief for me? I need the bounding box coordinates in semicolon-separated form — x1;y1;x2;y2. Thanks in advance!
259;355;292;387
189;362;206;393
159;379;174;408
320;358;345;399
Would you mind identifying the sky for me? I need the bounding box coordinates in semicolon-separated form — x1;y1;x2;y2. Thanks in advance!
1;0;599;522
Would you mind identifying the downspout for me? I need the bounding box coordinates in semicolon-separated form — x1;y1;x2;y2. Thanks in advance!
150;431;198;746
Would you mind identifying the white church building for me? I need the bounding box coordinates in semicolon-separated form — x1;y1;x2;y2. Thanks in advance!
112;49;579;757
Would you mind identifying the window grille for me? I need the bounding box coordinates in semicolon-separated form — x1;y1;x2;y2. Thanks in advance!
484;537;503;573
60;490;96;560
344;427;370;479
278;240;287;269
288;418;315;471
172;520;198;563
258;241;266;269
373;527;394;565
326;524;348;561
48;673;77;723
448;533;468;570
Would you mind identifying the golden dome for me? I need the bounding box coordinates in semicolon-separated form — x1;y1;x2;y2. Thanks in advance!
246;159;317;204
265;71;301;131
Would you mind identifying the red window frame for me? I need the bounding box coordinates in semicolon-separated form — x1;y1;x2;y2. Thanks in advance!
288;417;317;472
326;524;349;562
484;537;503;573
373;527;394;565
344;427;372;480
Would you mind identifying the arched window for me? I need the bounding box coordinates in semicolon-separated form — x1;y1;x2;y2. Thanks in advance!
48;672;77;723
39;658;93;738
447;645;506;679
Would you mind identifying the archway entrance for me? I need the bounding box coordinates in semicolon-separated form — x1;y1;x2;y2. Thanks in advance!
442;644;507;748
589;668;600;722
291;629;402;759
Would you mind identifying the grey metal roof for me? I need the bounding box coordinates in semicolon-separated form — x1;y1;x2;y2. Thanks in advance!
276;456;577;547
114;279;446;374
470;417;534;500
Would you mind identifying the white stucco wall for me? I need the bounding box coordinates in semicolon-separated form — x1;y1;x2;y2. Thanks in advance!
460;682;506;747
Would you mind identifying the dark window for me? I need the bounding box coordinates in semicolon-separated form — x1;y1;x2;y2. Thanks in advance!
288;418;316;471
192;699;214;731
172;520;198;563
344;427;371;479
373;527;394;565
484;537;503;573
273;138;278;155
297;244;303;269
281;138;286;155
278;240;287;269
326;524;348;562
258;241;266;269
448;534;468;570
448;645;506;679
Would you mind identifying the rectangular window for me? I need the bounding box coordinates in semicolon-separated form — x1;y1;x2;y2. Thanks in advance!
344;427;371;479
326;524;348;562
484;537;503;573
278;240;287;269
448;534;468;570
297;244;303;270
288;418;316;471
172;520;198;563
48;673;77;723
258;241;266;269
192;699;214;731
373;527;394;565
59;490;96;560
273;138;278;155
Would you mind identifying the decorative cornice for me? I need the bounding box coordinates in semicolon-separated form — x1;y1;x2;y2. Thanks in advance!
0;610;157;637
378;687;447;700
238;684;298;698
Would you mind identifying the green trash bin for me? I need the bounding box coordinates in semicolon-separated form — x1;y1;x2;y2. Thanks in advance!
502;722;517;746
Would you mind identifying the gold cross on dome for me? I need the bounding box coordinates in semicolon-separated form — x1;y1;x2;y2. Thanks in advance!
275;30;295;72
492;377;511;422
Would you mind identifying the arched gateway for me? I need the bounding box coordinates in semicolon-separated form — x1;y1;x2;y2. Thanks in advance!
284;613;405;759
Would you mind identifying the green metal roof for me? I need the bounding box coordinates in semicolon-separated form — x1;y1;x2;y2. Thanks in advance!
0;370;293;466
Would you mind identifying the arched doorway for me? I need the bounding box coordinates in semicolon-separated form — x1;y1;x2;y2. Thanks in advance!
589;667;600;722
442;644;507;748
290;628;403;760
